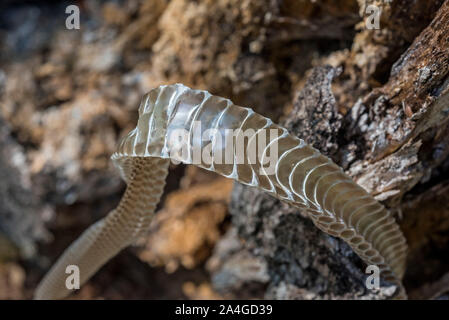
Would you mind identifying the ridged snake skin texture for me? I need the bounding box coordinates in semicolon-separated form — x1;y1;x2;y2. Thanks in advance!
35;84;408;299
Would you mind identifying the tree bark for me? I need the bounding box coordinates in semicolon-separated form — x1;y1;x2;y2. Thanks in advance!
1;0;449;300
208;0;449;299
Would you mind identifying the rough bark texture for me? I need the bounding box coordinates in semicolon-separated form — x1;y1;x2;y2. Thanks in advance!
0;0;448;299
207;66;397;299
208;1;449;300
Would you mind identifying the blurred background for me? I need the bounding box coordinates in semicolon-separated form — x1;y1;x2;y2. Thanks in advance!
0;0;448;299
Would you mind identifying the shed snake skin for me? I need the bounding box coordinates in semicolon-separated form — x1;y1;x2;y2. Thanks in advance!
35;84;408;299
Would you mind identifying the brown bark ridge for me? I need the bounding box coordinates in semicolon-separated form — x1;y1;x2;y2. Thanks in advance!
208;66;398;299
208;1;449;299
1;0;449;299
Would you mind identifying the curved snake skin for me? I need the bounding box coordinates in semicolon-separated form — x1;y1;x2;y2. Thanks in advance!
35;84;408;299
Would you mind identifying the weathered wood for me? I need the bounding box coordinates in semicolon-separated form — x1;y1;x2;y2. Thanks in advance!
209;1;449;299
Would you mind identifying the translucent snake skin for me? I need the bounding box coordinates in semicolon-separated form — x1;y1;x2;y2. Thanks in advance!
35;84;408;299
